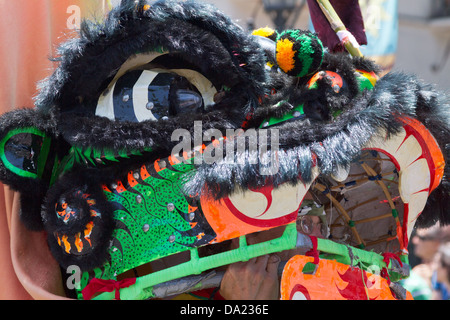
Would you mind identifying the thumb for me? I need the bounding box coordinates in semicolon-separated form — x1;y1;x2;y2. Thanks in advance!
266;254;281;274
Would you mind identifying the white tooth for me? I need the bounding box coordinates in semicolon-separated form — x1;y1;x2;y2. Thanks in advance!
364;127;433;242
399;158;430;203
228;181;309;220
393;135;423;170
229;188;269;219
365;128;406;159
331;163;350;182
262;182;309;220
406;191;430;239
399;157;431;241
291;292;308;300
227;167;319;221
365;128;423;171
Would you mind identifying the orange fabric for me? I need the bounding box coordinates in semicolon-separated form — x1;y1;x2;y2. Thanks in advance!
280;255;414;300
0;0;107;300
200;195;273;243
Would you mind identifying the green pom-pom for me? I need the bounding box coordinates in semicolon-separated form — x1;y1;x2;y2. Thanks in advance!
276;29;324;78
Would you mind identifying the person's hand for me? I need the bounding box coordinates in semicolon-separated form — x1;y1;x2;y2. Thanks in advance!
219;254;281;300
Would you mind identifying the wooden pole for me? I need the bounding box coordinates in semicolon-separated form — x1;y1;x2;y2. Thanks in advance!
365;235;397;248
314;183;365;247
360;163;405;250
330;170;397;191
354;213;393;225
315;0;364;57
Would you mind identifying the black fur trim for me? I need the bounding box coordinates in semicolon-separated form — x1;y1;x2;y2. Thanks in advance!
34;0;268;120
0;108;59;230
182;71;450;217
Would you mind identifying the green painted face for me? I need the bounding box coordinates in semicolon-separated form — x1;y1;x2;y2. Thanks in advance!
0;127;53;180
74;156;217;298
104;159;214;275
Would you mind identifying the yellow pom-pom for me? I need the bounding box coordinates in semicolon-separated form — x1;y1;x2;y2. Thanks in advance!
252;27;277;41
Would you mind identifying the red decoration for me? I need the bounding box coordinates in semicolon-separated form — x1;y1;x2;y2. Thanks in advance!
82;278;136;300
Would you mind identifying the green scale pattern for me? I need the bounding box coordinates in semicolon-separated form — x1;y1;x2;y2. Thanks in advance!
77;159;215;298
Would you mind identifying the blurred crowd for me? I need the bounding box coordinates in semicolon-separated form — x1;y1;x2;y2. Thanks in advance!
401;223;450;300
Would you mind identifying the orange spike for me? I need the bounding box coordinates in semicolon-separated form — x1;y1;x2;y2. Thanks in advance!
115;181;126;193
154;159;164;172
75;233;83;253
84;221;94;247
140;164;150;180
127;171;138;188
188;204;197;213
61;235;71;254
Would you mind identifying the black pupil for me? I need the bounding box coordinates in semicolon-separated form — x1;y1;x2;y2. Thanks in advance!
156;73;204;116
4;133;42;174
113;70;204;122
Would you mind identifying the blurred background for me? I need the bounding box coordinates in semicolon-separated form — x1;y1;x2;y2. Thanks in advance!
2;0;449;108
203;0;450;92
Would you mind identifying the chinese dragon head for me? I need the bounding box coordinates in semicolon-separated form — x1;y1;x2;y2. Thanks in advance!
0;0;448;300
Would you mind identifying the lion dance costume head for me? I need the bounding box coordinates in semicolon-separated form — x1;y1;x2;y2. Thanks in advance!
0;0;448;300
